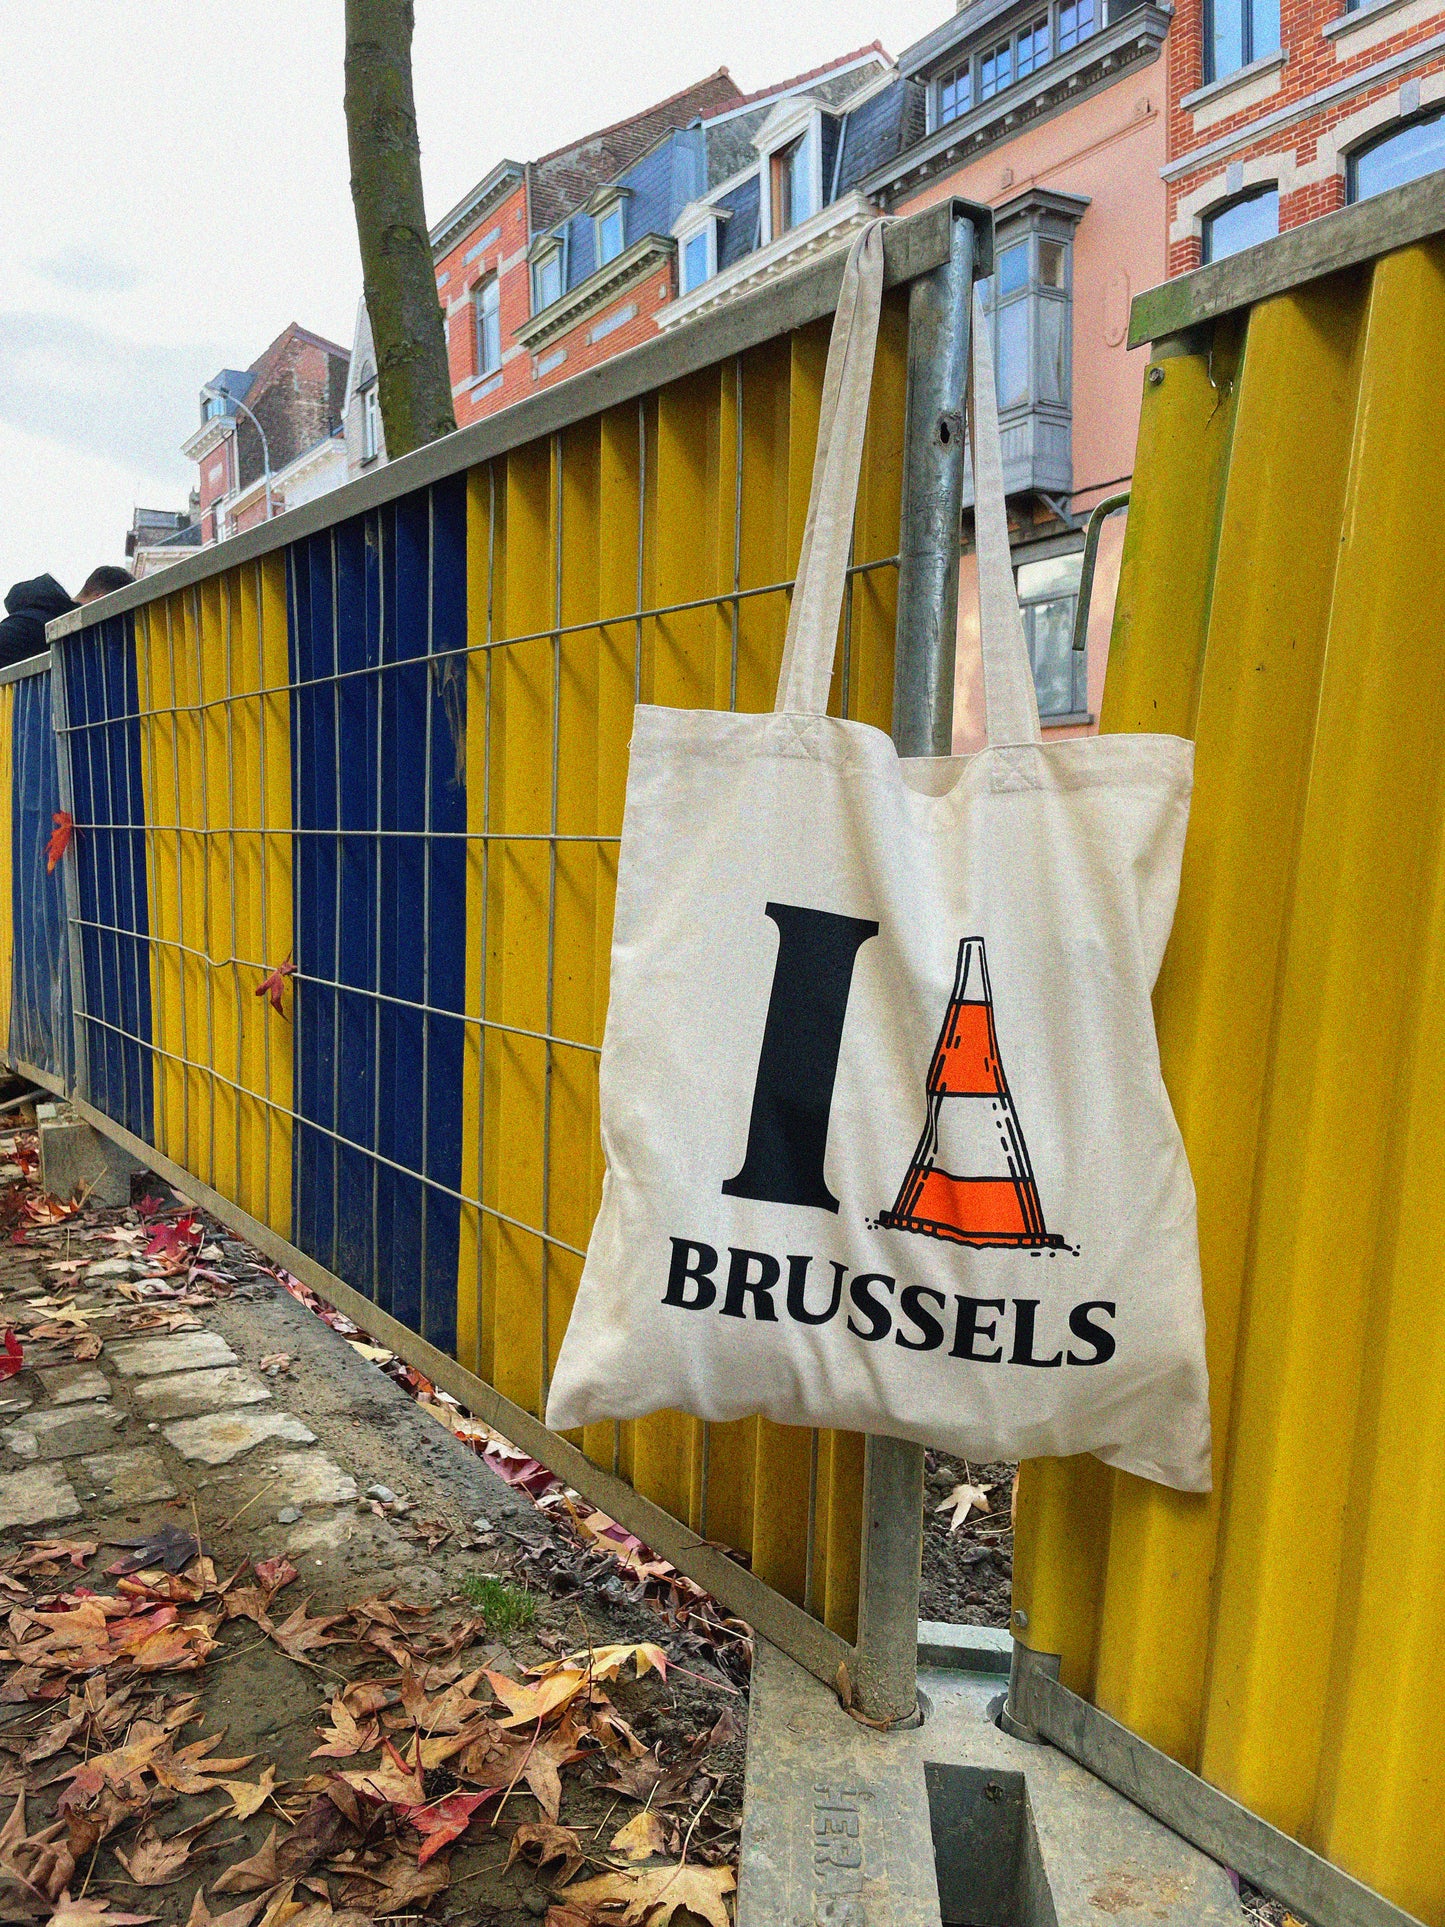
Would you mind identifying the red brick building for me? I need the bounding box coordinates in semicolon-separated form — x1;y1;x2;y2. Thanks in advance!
184;324;348;543
1164;0;1445;273
420;70;744;438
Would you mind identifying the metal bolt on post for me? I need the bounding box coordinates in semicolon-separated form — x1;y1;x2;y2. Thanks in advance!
852;203;990;1727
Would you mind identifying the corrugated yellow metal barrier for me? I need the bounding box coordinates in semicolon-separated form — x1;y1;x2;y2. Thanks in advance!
24;212;977;1703
1014;200;1445;1921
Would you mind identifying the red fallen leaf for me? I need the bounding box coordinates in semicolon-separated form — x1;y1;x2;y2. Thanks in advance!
400;1788;498;1866
46;811;74;872
0;1328;22;1379
144;1215;200;1264
254;955;295;1017
253;1558;297;1597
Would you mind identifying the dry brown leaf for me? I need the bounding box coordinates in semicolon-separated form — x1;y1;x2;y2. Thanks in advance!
184;1892;266;1927
522;1730;588;1825
529;1643;667;1686
339;1851;449;1914
212;1827;279;1895
507;1821;584;1884
935;1480;991;1530
608;1810;671;1862
556;1863;735;1927
310;1698;376;1761
114;1816;216;1887
482;1667;586;1729
212;1765;279;1821
268;1604;347;1665
48;1898;157;1927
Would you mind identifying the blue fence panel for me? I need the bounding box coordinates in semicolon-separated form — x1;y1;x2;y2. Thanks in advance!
9;667;74;1086
60;615;153;1140
290;475;468;1353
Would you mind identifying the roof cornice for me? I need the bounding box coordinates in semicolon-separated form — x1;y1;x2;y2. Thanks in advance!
866;6;1169;202
512;234;676;350
430;161;525;259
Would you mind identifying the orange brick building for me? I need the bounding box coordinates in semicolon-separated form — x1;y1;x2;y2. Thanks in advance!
1164;0;1445;272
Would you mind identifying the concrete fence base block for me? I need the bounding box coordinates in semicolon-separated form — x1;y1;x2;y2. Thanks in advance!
36;1103;148;1209
738;1634;1243;1927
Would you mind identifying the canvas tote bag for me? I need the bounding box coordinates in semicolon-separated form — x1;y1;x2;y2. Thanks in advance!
547;220;1211;1492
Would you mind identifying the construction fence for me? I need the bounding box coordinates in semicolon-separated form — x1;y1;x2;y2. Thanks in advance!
2;182;1442;1927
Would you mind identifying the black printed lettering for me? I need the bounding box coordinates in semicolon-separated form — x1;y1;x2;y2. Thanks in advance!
663;1239;719;1310
846;1273;895;1342
721;903;879;1212
1067;1301;1117;1365
951;1296;1005;1362
1009;1299;1063;1367
720;1247;781;1321
785;1255;846;1326
894;1283;946;1352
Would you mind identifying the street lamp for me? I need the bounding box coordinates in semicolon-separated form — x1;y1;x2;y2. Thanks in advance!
201;384;274;536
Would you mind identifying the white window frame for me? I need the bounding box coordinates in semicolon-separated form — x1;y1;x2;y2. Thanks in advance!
531;242;563;314
673;204;724;294
473;275;502;376
594;194;627;268
360;383;380;463
755;101;826;246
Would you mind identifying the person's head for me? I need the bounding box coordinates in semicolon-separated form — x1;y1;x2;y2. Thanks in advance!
77;565;135;604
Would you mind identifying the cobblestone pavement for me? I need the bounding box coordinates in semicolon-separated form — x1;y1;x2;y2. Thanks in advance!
0;1127;745;1927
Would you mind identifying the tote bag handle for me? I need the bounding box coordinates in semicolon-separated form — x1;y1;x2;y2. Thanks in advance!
773;224;1042;749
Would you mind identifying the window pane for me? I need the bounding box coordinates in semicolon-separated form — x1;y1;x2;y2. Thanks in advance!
537;252;561;308
1057;0;1096;50
1207;0;1243;80
1350;110;1445;201
1037;238;1066;288
789;133;812;223
1250;0;1280;58
939;61;972;123
1202;187;1278;261
974;274;994;312
599;206;623;264
996;300;1030;408
1016;17;1050;77
981;40;1013;97
997;242;1029;297
1026;598;1078;718
1037;297;1067;402
1017;552;1084;602
682;230;709;292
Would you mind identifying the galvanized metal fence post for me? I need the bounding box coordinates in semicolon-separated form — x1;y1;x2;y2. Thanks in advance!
852;204;988;1726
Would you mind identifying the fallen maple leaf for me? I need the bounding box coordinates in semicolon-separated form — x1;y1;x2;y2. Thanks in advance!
49;1899;157;1927
184;1893;266;1927
254;956;295;1017
211;1763;278;1821
337;1739;426;1808
114;1816;216;1886
45;812;74;873
403;1788;497;1866
268;1602;347;1664
339;1851;450;1915
0;1329;22;1379
609;1809;671;1862
211;1828;279;1896
483;1666;587;1729
556;1863;735;1927
935;1480;992;1530
310;1696;377;1760
509;1821;585;1884
253;1557;296;1596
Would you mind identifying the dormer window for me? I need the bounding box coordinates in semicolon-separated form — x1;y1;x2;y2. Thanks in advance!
532;242;563;312
754;98;826;246
772;133;816;236
596;199;625;266
674;204;729;295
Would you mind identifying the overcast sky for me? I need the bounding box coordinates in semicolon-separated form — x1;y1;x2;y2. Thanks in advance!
0;0;947;602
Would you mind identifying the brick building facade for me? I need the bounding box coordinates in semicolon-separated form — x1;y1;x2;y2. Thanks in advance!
1164;0;1445;273
184;324;348;543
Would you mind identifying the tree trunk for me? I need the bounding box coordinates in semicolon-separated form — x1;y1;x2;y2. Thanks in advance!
344;0;455;458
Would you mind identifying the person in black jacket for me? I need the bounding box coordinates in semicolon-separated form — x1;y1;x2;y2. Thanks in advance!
0;575;75;669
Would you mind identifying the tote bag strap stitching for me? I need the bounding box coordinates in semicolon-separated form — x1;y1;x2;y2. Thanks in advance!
970;289;1043;747
774;220;888;718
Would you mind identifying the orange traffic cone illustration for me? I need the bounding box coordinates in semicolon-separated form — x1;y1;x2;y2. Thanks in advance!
881;937;1064;1250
